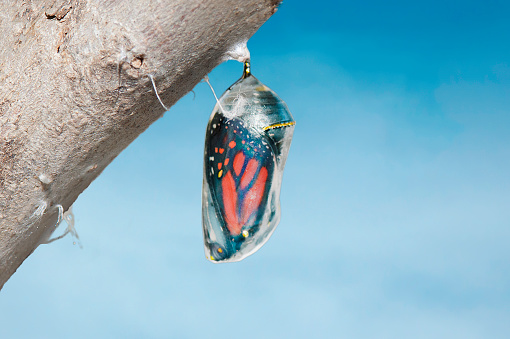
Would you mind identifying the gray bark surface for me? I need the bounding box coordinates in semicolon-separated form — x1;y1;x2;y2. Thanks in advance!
0;0;280;289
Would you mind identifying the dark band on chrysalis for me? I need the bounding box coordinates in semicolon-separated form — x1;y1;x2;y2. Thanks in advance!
243;60;251;78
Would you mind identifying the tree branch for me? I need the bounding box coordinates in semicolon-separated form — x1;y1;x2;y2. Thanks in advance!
0;0;280;289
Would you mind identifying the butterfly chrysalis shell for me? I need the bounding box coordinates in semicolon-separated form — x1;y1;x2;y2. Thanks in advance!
202;62;295;262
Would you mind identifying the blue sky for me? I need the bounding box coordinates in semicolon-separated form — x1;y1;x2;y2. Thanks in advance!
2;1;510;338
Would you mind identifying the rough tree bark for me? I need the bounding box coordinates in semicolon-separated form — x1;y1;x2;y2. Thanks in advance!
0;0;280;289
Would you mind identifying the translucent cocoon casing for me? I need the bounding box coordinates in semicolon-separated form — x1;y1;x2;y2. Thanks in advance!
202;64;295;262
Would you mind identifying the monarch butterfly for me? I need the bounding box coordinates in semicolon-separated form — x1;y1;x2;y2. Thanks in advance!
202;61;295;262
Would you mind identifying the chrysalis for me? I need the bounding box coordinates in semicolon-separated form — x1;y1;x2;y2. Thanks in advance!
202;61;295;262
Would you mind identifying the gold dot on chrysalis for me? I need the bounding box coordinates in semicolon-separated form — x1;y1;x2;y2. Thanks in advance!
243;60;251;78
218;170;223;178
242;230;249;238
